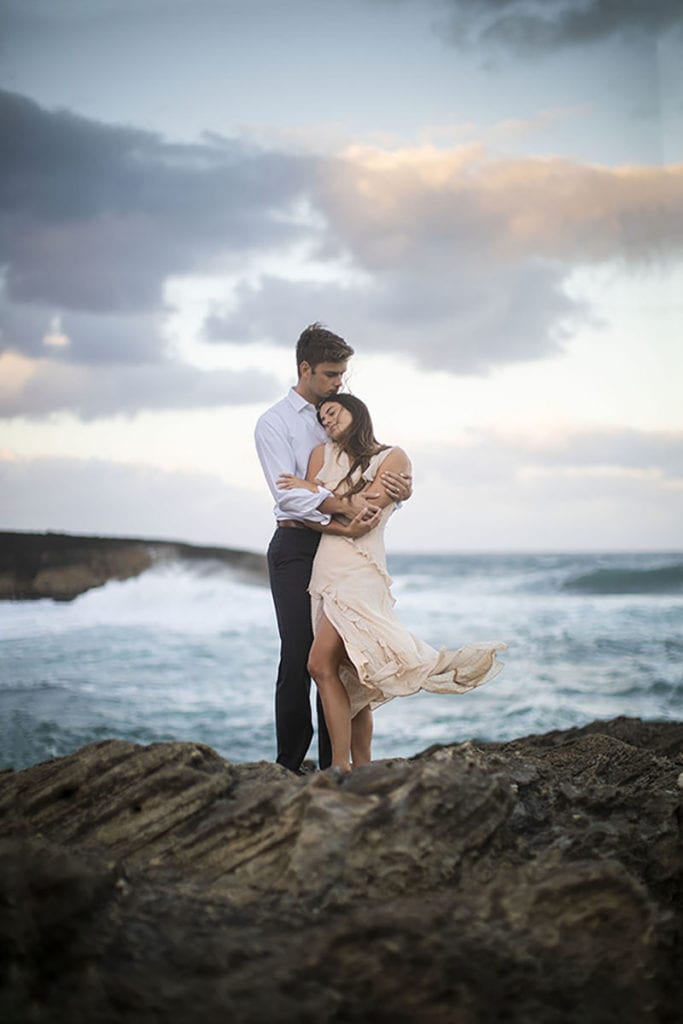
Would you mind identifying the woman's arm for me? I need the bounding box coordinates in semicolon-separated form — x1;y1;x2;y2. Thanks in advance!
310;444;391;534
279;445;411;513
275;444;325;493
304;444;383;536
304;504;383;538
276;443;384;537
278;444;357;518
362;448;412;508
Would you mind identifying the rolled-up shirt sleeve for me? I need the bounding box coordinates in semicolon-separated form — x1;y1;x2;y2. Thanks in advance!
254;416;332;524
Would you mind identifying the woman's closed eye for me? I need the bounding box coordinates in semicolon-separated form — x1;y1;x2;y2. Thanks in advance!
319;400;352;435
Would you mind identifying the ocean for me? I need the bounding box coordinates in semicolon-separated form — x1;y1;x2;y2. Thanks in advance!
1;551;681;772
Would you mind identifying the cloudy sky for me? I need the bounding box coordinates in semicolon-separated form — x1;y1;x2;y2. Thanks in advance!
1;0;682;552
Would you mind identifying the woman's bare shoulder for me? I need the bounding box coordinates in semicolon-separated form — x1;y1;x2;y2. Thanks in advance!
381;446;411;470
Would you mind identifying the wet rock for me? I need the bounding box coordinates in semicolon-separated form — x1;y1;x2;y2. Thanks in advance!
0;716;681;1022
0;530;267;601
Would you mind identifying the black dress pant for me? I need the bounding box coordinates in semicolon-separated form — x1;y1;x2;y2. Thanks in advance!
267;526;332;771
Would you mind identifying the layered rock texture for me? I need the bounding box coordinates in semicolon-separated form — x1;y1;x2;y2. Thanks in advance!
0;530;267;601
1;716;681;1022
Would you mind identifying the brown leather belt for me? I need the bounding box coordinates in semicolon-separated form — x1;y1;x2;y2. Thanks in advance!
277;519;308;530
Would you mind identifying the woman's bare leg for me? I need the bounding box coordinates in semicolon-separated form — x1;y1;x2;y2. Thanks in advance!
307;614;352;772
351;706;373;767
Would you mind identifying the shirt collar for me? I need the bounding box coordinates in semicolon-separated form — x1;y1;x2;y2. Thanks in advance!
287;387;315;413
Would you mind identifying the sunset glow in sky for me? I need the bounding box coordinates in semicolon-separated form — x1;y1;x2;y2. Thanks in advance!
1;0;682;551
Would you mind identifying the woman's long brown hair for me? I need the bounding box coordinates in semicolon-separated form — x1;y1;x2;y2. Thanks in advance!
317;394;389;498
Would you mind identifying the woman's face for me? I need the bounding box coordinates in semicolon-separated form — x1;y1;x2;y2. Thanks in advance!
319;400;353;441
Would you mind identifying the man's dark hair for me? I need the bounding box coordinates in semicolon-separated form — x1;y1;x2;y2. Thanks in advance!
296;322;354;374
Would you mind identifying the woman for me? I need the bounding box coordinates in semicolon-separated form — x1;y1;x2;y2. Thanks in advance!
279;394;506;773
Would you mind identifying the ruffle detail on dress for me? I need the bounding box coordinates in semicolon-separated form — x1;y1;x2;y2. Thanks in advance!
340;533;395;592
313;589;402;714
313;585;507;716
315;587;397;669
425;642;507;694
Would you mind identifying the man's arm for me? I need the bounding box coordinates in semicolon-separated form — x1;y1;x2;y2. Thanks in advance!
254;416;333;524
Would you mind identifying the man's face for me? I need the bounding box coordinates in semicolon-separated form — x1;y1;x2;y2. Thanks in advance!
301;360;348;402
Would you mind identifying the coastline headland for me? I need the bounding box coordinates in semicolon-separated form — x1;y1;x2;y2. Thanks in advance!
0;529;267;601
1;715;681;1022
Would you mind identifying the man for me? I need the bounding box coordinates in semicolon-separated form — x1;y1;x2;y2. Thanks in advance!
255;323;409;773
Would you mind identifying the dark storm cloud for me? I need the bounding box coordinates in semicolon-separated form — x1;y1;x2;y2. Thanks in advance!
2;88;682;413
433;0;683;53
0;89;310;316
204;258;585;374
0;289;166;364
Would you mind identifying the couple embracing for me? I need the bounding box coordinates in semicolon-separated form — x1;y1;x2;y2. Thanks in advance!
255;323;505;775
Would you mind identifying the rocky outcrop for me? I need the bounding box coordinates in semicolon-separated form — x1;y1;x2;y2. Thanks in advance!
0;530;267;601
0;716;681;1022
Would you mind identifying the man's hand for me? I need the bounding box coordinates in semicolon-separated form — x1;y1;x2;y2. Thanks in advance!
380;470;412;502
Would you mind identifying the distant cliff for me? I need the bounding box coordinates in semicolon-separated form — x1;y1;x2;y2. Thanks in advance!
0;716;681;1023
0;530;267;601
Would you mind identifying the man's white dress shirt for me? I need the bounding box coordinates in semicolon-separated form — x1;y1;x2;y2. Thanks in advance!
255;388;333;524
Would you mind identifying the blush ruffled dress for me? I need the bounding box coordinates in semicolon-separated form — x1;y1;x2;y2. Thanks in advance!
308;442;507;718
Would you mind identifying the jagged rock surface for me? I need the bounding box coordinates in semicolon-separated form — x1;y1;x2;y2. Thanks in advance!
1;716;681;1023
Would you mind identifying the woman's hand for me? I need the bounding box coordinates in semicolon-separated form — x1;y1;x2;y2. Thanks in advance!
346;490;380;512
343;504;382;538
277;473;318;493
